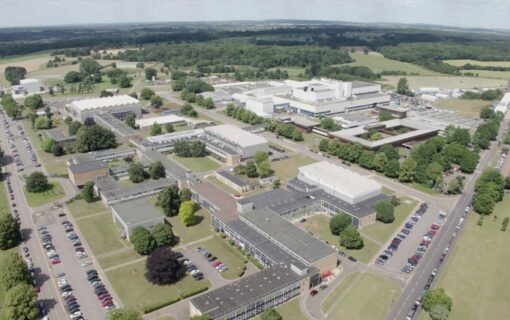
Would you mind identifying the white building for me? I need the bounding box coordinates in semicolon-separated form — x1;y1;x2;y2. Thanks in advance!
495;92;510;115
297;161;382;205
204;124;269;159
11;79;46;97
66;95;142;122
333;113;377;129
136;114;187;128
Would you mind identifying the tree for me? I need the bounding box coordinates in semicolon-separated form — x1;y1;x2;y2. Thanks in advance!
179;200;196;226
4;283;39;320
319;139;329;152
145;68;157;80
421;288;453;312
329;213;352;235
107;309;141;320
378;111;394;121
128;162;146;183
384;159;400;178
273;179;281;189
81;181;95;202
125;113;136;128
130;227;157;255
150;95;163;108
479;106;495;119
447;176;464;195
64;71;82;83
148;161;166;180
145;247;183;285
119;75;132;88
5;66;27;85
426;161;444;189
150;123;162;136
399;158;417;182
358;151;375;169
0;214;20;250
245;160;259;178
473;192;495;215
374;201;395;223
24;95;43;110
373;152;389;172
33;117;52;129
261;308;282;320
25;171;49;192
165;123;174;133
140;88;155;100
0;252;29;290
156;186;181;217
136;62;145;69
41;138;55;153
254;151;269;165
429;304;450;320
190;141;207;157
100;90;113;98
256;160;273;178
292;130;304;141
397;77;412;96
320;117;338;131
51;143;64;156
340;225;363;249
379;144;401;161
68;120;82;135
151;223;174;247
79;58;102;75
75;125;117;152
505;176;510;190
1;95;22;118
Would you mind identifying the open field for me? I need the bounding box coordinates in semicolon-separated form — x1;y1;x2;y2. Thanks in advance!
380;76;507;89
24;182;65;207
345;52;438;76
67;199;108;219
267;67;305;80
460;69;510;79
105;259;210;312
322;272;359;313
420;196;510;320
435;98;491;118
171;155;221;172
166;208;212;245
190;236;247;280
443;59;510;68
301;214;380;264
272;153;317;182
254;297;306;320
326;272;400;320
361;196;418;244
75;212;127;255
0;51;52;85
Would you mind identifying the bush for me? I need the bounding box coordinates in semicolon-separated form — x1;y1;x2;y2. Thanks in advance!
501;217;509;232
374;201;395;223
329;213;352;235
142;297;181;314
25;172;49;192
340;225;363;249
180;286;209;299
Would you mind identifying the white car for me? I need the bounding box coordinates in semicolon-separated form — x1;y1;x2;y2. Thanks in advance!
190;269;200;275
46;250;56;256
62;291;73;297
81;261;92;268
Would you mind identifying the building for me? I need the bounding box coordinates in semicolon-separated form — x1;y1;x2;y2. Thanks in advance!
329;118;440;150
214;170;256;194
11;79;46;97
100;179;174;205
135;114;187;129
67;158;109;187
93;113;137;141
495;92;510;115
111;198;165;240
42;130;76;147
297;161;382;205
375;105;408;119
332;113;377;129
190;265;306;320
66;95;142;122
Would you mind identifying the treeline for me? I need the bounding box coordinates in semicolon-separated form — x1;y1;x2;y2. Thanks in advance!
305;65;380;81
461;63;510;72
460;89;503;101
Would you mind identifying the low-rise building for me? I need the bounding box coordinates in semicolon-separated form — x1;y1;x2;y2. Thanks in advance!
42;130;76;147
11;79;46;97
67;158;109;187
332;113;377;129
66;95;142;122
111;198;165;240
135;114;187;129
214;170;256;194
93;113;137;141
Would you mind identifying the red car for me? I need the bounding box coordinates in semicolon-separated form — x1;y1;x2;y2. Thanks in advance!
310;290;319;297
431;224;440;230
211;261;222;267
51;259;61;265
101;300;113;308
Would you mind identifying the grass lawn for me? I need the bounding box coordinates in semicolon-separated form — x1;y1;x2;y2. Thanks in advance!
171;155;221;172
105;259;210;311
190;235;247;280
254;297;306;320
420;196;510;320
67;199;108;219
382;186;396;196
272;154;317;182
24;182;65;207
301;214;380;264
166;208;212;245
460;69;510;79
0;183;9;215
300;132;326;148
326;272;400;320
436;98;491;118
361;196;418;244
380;75;507;90
76;212;126;255
322;273;359;313
443;59;510;68
97;249;142;270
410;182;440;196
345;52;438;76
267;67;305;80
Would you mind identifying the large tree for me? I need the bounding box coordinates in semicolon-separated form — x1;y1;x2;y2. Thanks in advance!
148;161;166;180
261;308;282;320
373;152;388;172
24;95;43;110
128;162;146;183
4;66;27;85
256;160;273;178
140;88;155;100
150;123;162;136
75;125;117;152
384;159;400;178
145;68;158;80
150;95;163;108
374;201;395;223
472;192;495;215
107;309;141;320
398;158;417;182
245;160;258;178
79;58;102;75
64;71;82;83
179;188;192;202
329;213;352;235
68;120;82;135
151;223;174;247
0;214;21;250
429;304;450;320
145;247;183;285
421;288;453;312
0;252;30;290
125;113;136;128
81;181;95;202
340;226;363;249
4;283;39;320
25;171;49;192
178;200;196;226
156;185;181;217
131;227;157;255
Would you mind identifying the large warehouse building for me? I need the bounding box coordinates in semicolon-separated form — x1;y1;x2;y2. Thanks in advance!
203;124;269;160
66;95;142;122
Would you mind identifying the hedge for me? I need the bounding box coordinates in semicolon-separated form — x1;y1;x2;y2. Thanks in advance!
142;296;181;314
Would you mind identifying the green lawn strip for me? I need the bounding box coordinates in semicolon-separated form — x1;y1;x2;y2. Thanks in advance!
341;237;380;264
105;259;210;312
75;212;125;255
360;196;418;244
171;155;221;172
443;59;510;68
67;199;108;219
24;182;65;207
409;182;440;196
327;272;401;320
321;272;360;313
0;183;10;215
166;208;212;245
382;186;395;196
421;196;510;320
253;296;306;320
97;249;142;270
189;235;247;280
272;154;317;182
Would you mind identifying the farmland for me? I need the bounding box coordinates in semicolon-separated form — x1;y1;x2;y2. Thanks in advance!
345;52;438;76
380;75;507;89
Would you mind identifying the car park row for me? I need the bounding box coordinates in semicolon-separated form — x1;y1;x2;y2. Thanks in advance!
195;247;228;276
85;269;116;310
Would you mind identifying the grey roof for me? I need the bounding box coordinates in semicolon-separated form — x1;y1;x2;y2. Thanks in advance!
43;129;76;142
101;178;174;202
217;170;248;187
312;189;390;218
111;198;164;226
69;159;106;174
191;265;304;319
352;80;378;89
241;208;337;265
93;113;137;138
94;175;120;192
142;151;188;181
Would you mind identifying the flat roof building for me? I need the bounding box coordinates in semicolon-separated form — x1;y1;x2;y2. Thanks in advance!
111;198;165;240
204;124;269;160
67;158;109;187
136;114;187;128
93;113;137;141
66;95;142;122
332;113;377;129
11;79;46;97
42;129;76;147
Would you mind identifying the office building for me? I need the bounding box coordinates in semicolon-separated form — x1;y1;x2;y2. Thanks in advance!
66;95;142;122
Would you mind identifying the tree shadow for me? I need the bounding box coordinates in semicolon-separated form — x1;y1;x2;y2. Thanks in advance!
188;214;204;227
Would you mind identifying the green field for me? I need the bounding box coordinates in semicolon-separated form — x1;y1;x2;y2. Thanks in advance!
76;212;127;255
322;273;359;313
421;196;510;320
272;154;317;182
98;249;142;270
436;98;491;118
166;208;212;245
267;67;305;80
190;236;247;280
443;59;510;68
24;182;65;207
254;297;306;320
325;272;400;320
380;75;507;90
460;69;510;79
105;259;210;311
67;199;108;219
171;155;221;172
361;197;418;244
346;53;438;76
0;183;9;216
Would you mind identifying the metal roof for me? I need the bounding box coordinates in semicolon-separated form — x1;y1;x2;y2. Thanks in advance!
111;198;164;226
204;124;268;148
216;170;249;187
68;159;106;174
70;95;139;111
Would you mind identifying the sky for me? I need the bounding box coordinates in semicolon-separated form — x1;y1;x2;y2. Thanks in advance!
0;0;509;30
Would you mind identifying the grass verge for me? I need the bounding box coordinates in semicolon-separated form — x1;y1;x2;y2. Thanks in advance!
166;208;212;245
67;199;108;219
272;154;317;182
322;273;359;313
76;212;126;255
171;155;221;172
24;182;65;207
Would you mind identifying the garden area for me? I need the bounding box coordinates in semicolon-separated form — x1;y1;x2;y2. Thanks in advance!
165;208;212;245
24;180;65;207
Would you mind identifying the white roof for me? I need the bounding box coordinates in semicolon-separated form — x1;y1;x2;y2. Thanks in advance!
20;79;40;85
205;124;268;148
136;114;186;128
495;92;510;114
70;95;139;111
299;161;381;198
